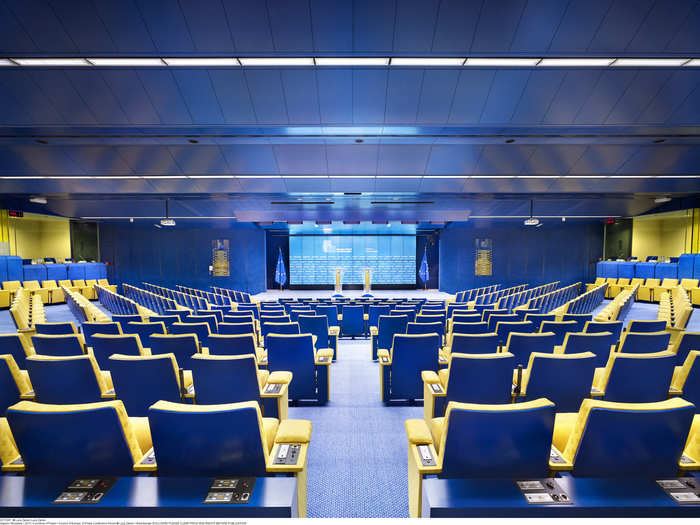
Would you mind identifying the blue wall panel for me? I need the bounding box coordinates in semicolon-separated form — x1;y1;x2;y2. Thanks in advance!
99;222;266;294
617;262;636;279
695;254;700;279
655;263;678;279
678;254;694;279
22;265;47;282
84;262;101;280
635;262;656;279
46;264;68;281
439;221;603;293
0;257;7;283
6;256;22;281
67;263;86;280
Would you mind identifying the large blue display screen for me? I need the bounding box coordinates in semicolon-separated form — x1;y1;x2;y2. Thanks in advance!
289;235;416;285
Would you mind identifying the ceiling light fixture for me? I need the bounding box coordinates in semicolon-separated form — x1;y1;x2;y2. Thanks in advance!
612;58;689;67
239;58;314;66
12;58;89;66
465;58;541;66
88;58;164;66
523;200;540;226
160;199;176;227
164;58;239;66
538;58;614;67
29;196;47;205
391;57;465;66
654;195;672;204
315;57;389;66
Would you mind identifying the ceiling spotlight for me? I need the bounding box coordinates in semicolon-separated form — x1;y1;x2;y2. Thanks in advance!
561;217;566;222
654;195;672;204
29;197;47;205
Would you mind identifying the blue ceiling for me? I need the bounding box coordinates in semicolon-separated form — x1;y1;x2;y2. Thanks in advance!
0;0;699;222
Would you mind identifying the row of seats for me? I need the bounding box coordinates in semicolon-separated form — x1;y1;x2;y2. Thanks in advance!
553;282;607;316
211;286;253;304
9;288;45;331
1;278;117;306
176;285;231;307
588;277;700;303
96;285;154;318
455;284;500;303
122;284;179;315
63;285;109;324
658;286;694;330
494;282;561;312
525;283;580;312
0;399;312;516
405;396;700;517
143;283;211;312
472;284;527;306
594;283;638;322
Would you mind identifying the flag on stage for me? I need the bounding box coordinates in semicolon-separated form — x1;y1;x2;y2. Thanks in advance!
419;247;429;285
275;249;287;288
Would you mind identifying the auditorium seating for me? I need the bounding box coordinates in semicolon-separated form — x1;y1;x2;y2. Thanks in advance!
6;400;152;475
82;321;122;348
423;353;515;420
539;320;579;346
108;353;187;416
591;351;676;402
551;398;694;477
450;321;490;335
207;334;266;364
340;305;364;338
617;331;671;353
524;313;555;331
495;320;534;344
672;332;700;365
515;352;597;411
124;321;167;346
555;331;617;368
170;322;212;349
504;332;556;366
378;333;440;403
626;319;668;333
0;334;31;370
90;334;150;370
266;334;331;404
371;315;408;361
25;354;114;403
584;320;623;341
298;315;339;361
404;399;555;517
189;354;290;418
147;400;311;516
9;288;45;331
446;333;500;357
31;334;85;356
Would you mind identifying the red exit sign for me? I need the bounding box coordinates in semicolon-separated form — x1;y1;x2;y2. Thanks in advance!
8;211;23;217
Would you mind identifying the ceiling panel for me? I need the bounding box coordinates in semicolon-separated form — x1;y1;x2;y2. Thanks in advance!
281;70;321;124
136;0;194;54
100;70;161;125
273;144;326;174
640;70;700;124
50;0;116;53
5;0;77;53
219;144;278;174
117;145;180;175
480;70;531;123
353;0;395;53
425;144;481;175
588;0;654;52
511;70;566;124
606;70;673;124
63;145;131;175
168;145;229;174
476;145;536;174
548;0;613;53
626;0;696;52
223;0;274;53
172;69;225;125
393;0;441;53
137;70;192;124
471;0;527;53
178;0;235;53
317;70;353;124
431;0;481;53
243;70;288;124
29;71;96;124
92;0;156;54
574;70;637;124
352;70;388;124
569;145;640;175
525;145;588;175
65;70;130;125
310;0;352;52
326;144;378;175
417;70;460;124
377;144;431;174
385;70;423;124
448;70;496;124
510;0;569;54
267;0;314;53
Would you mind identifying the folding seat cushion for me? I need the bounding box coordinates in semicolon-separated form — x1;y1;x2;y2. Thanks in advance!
164;309;191;322
555;331;616;368
504;332;556;366
25;354;113;404
618;331;670;353
21;281;50;303
109;354;185;416
31;334;85;357
552;398;694;477
260;314;290;325
34;322;78;335
2;281;21;293
404;399;555;517
371;315;409;361
298;315;338;361
340;305;364;338
518;352;596;411
593;351;676;403
0;355;33;412
626;319;668;333
670;351;700;406
6;399;152;475
266;334;331;404
90;334;149;370
147;400;311;516
189;354;291;419
680;278;699;291
423;352;515;419
367;305;391;333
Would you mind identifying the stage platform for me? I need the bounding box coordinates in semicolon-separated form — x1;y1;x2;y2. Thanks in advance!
253;289;453;301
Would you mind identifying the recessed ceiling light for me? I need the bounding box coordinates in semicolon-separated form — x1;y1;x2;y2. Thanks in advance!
316;57;389;66
13;58;90;66
239;58;314;66
164;58;239;66
538;58;614;67
612;58;689;67
88;58;164;66
391;58;465;66
0;59;15;66
465;58;540;66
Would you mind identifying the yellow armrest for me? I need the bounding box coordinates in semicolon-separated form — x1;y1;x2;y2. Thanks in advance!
552;412;577;453
275;419;312;444
130;416;153;453
405;418;433;445
370;326;378;335
133;447;157;473
267;371;293;384
377;348;391;363
328;326;340;336
553;344;564;354
421;371;440;384
363;314;368;320
592;367;606;390
267;442;308;473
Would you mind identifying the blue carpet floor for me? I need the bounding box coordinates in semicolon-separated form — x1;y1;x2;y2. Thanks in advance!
1;299;698;517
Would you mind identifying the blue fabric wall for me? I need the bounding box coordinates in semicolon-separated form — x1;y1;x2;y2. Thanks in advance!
439;221;603;293
99;222;266;293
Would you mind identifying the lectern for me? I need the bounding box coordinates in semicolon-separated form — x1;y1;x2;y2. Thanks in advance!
335;268;342;293
364;268;371;293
